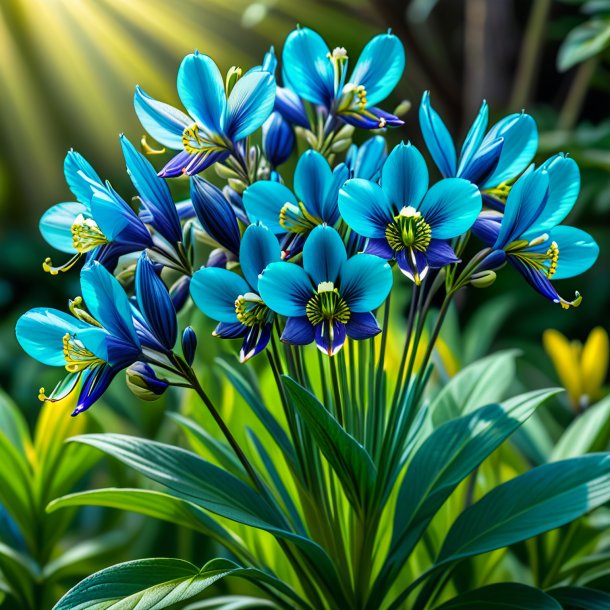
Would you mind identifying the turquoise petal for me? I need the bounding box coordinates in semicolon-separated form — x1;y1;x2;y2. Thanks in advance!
529;154;580;233
482;112;538;188
381;142;428;208
80;262;139;346
339;178;394;238
303;225;347;285
457;100;488;177
258;262;313;317
495;169;548;248
294;150;333;218
282;27;334;105
134;86;191;149
547;226;599;280
349;32;405;106
177;52;227;135
339;254;393;312
418;178;481;240
243;180;297;234
16;308;89;366
227;70;276;141
419;91;457;178
191;267;248;323
64;150;103;206
240;224;281;290
39;202;86;253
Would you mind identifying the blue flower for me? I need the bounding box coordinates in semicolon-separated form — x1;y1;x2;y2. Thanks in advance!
339;142;482;284
190;224;281;362
16;262;142;415
419;92;538;200
345;135;388;181
258;225;393;356
282;27;405;129
39;147;152;275
243;150;348;258
135;51;276;177
263;111;296;169
473;154;599;308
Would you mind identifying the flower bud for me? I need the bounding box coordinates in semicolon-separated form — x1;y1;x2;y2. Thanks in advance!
126;362;168;401
393;99;412;117
263;111;296;167
470;270;497;288
182;327;197;366
170;275;191;312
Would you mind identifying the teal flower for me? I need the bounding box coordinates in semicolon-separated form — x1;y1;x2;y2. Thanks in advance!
419;92;538;204
135;51;276;177
473;155;599;308
190;224;281;362
339;142;482;284
243;150;348;258
258;225;392;356
282;27;405;129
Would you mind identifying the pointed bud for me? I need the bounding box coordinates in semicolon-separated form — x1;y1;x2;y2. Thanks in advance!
182;326;197;366
170;275;191;312
470;270;497;288
126;362;168;401
393;99;411;117
228;178;247;194
330;138;353;153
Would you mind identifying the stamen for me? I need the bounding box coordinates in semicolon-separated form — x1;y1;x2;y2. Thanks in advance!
43;253;82;275
546;241;559;279
182;124;204;154
385;211;432;253
141;135;166;155
71;214;108;253
38;387;48;402
306;287;351;326
69;296;103;327
62;333;104;373
235;293;271;327
181;123;228;155
279;201;321;234
483;180;513;205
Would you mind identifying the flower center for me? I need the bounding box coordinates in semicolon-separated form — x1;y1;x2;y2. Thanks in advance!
62;333;104;373
507;236;560;279
181;124;227;155
279;201;321;234
71;214;108;253
306;282;351;326
385;207;432;252
235;293;271;327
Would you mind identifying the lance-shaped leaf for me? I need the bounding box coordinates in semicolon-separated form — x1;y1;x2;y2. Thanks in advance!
435;583;562;609
372;389;558;600
53;557;304;610
283;376;376;509
549;586;610;610
436;453;610;566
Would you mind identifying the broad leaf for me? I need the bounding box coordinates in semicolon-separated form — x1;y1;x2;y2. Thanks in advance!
558;18;610;72
53;557;301;610
428;351;518;427
549;586;610;609
437;454;610;566
283;376;376;508
435;583;561;609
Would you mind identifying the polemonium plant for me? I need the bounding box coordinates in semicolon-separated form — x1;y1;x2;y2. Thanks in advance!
14;25;608;610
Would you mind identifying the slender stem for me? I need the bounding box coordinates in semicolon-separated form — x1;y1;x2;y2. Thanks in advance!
329;356;344;427
558;57;598;130
510;0;552;109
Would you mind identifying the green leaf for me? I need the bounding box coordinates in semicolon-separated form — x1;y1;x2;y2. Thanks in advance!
552;395;610;460
53;557;297;610
558;18;610;71
435;583;562;609
184;597;277;609
47;488;235;546
549;586;610;609
428;351;518;427
0;390;31;454
282;376;376;508
437;454;610;566
0;541;38;609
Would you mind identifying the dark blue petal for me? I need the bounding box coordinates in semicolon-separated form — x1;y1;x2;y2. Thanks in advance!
72;364;119;416
263;111;296;167
275;86;309;128
120;135;182;244
472;211;502;245
396;248;429;284
127;361;169;396
214;321;247;339
281;316;315;345
240;223;281;290
206;248;229;269
135;253;178;351
158;150;193;177
426;239;459;268
315;320;347;356
419;91;457;178
240;323;272;362
478;249;507;272
340;107;403;130
459;137;503;186
170;275;192;311
345;311;381;340
191;176;241;255
181;327;197;366
364;237;394;259
183;150;230;176
282;27;334;106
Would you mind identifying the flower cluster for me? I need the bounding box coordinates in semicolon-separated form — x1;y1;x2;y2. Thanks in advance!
16;26;598;415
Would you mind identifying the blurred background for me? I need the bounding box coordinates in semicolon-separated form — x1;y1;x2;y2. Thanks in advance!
1;0;609;404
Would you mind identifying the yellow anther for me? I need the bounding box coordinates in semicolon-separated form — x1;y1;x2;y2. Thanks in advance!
71;214;108;253
38;387;48;402
62;333;104;373
43;254;82;275
140;135;166;155
182;124;204;154
546;241;559;279
69;296;103;327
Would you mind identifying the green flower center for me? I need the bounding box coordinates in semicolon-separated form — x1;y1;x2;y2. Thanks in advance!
385;207;432;252
235;293;271;327
306;282;351;326
279;201;321;234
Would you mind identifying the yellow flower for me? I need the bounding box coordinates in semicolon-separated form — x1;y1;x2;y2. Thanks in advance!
543;326;609;411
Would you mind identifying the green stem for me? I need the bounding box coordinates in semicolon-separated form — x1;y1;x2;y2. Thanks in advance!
329;355;345;427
